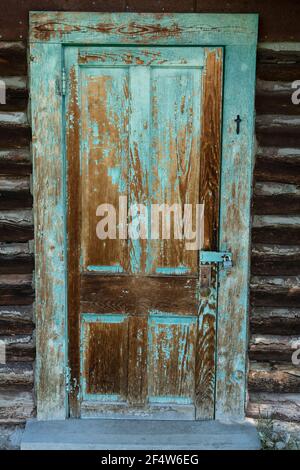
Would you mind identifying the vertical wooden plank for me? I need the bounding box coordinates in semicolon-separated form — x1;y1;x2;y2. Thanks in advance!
82;315;129;400
30;42;67;419
81;68;129;272
216;44;257;420
196;48;223;419
150;66;201;274
127;316;148;406
128;66;151;273
148;315;196;402
65;47;81;418
200;48;223;251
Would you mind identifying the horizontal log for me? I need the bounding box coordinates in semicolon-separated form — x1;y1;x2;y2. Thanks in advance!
0;243;33;274
251;244;300;276
0;387;34;423
0;363;33;387
0;148;31;176
250;307;300;335
256;115;300;134
256;133;300;148
2;335;35;362
252;215;300;244
247;392;300;423
257;49;300;82
254;147;300;184
0;176;32;209
250;275;300;307
0;111;27;126
0;209;33;242
0;125;31;149
0;305;34;335
249;334;300;362
0;76;28;112
0;43;26;76
0;274;33;305
256;80;300;116
253;194;300;216
249;362;300;393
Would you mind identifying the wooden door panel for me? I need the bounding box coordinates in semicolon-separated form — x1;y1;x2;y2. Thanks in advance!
81;68;129;272
66;46;223;419
81;314;129;399
148;315;197;402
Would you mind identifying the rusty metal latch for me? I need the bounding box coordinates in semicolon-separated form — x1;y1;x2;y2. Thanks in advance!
199;251;232;288
200;251;233;269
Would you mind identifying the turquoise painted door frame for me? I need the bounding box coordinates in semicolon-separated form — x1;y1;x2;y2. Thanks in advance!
29;12;258;421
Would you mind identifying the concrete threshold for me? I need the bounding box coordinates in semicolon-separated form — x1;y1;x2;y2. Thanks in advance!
21;418;261;450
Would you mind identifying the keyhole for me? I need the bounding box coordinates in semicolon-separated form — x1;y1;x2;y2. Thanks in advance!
234;115;242;134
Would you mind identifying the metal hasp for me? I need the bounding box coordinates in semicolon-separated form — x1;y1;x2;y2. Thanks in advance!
200;251;233;270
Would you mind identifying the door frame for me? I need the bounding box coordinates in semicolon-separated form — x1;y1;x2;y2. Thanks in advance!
29;12;258;421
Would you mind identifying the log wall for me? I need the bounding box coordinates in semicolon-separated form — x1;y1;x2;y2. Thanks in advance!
0;2;300;449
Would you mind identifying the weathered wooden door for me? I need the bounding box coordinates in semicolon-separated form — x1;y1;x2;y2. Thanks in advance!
65;45;223;419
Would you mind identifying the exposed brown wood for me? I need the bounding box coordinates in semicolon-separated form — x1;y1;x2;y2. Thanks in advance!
0;243;33;274
249;362;300;393
83;319;129;397
249;334;300;362
127;316;148;406
0;363;33;387
247;393;300;423
0;305;34;335
257;49;300;81
0;42;27;75
5;336;35;362
0;274;33;305
199;48;223;251
250;307;300;335
254;149;300;185
0;387;34;423
0;149;31;176
0;176;32;210
251;276;300;307
66;65;81;418
81;274;199;315
251;245;300;276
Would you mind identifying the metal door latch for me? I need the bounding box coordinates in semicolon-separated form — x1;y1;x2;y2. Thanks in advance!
200;251;233;269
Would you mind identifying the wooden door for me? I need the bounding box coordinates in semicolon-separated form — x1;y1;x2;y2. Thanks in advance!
65;46;223;420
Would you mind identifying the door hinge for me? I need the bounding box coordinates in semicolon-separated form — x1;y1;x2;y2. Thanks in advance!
65;366;71;393
56;68;67;96
61;68;66;96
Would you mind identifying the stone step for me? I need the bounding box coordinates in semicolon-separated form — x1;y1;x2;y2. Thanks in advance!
21;418;261;450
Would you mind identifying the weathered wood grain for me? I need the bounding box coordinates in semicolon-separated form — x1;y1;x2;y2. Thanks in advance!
0;243;33;274
0;176;32;209
0;43;27;76
250;307;300;335
29;12;258;45
0;306;34;335
251;244;300;276
247;393;300;423
0;149;31;176
81;275;199;315
249;334;300;362
30;42;67;419
66;54;81;418
252;216;300;245
249;362;300;393
3;335;35;362
0;363;33;387
251;275;300;307
0;274;33;305
257;48;300;82
0;210;33;242
0;387;34;423
254;147;300;185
